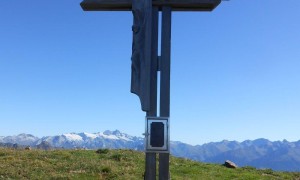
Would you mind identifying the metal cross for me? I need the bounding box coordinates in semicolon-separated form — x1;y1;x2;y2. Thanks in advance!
80;0;221;179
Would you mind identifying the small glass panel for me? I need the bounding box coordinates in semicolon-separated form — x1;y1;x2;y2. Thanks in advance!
150;122;165;147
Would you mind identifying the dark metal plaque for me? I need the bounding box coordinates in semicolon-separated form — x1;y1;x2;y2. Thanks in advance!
150;122;164;147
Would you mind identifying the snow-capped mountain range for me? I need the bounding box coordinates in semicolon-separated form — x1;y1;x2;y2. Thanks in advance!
0;130;144;150
1;130;300;172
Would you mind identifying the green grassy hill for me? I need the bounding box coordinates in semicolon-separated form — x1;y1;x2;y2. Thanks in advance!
0;148;300;179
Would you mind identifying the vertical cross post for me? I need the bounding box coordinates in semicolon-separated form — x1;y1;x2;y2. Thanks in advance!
159;6;172;180
145;6;159;180
146;6;172;179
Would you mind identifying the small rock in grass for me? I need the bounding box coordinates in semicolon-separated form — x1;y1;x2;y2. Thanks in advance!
224;160;238;168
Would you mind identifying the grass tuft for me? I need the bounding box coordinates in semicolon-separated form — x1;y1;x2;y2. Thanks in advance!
101;166;111;173
111;153;122;161
96;148;109;154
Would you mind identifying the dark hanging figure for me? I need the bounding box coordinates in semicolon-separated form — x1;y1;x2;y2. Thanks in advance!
131;0;151;112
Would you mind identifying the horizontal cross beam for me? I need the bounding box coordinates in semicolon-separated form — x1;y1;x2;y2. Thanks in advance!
80;0;221;11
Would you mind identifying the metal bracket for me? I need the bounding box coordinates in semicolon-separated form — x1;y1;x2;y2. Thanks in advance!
143;132;150;137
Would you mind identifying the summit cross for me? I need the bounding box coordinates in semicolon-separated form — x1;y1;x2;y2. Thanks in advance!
80;0;221;179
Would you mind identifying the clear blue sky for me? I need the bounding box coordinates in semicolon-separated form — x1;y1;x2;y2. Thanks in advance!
1;0;299;145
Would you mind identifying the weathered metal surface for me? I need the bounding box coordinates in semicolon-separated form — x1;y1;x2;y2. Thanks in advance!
81;0;221;11
130;0;152;112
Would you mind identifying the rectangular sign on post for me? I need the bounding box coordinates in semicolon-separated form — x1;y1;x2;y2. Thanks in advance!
145;117;169;153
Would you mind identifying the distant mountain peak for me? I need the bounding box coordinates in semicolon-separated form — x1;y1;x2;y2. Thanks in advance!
103;129;121;135
62;133;83;141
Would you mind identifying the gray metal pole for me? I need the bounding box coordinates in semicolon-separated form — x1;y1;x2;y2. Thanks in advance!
145;6;159;180
159;6;172;180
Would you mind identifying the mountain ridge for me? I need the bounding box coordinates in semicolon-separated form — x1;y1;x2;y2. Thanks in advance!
1;130;300;172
